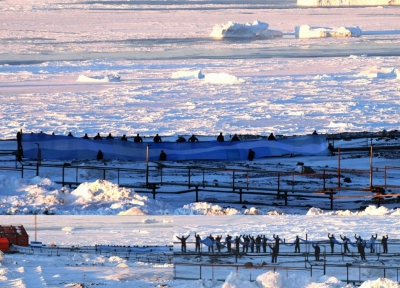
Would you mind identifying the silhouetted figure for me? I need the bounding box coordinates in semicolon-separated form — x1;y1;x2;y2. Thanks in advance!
94;133;102;140
242;235;249;253
97;150;104;160
234;236;240;254
83;133;89;139
354;234;363;254
231;134;240;141
269;244;278;263
382;235;389;253
340;235;350;253
255;235;261;253
268;133;276;141
67;132;73;137
176;136;186;142
208;234;214;253
312;130;318;135
312;244;320;261
328;143;335;156
370;234;377;253
106;133;114;139
16;131;23;158
134;133;143;143
153;134;162;143
215;235;222;253
294;236;300;253
159;150;167;161
217;132;224;142
247;149;255;161
262;235;267;253
249;235;255;253
225;235;232;253
273;234;281;253
176;234;190;253
120;134;127;141
188;134;199;142
328;233;336;253
194;233;201;253
358;241;367;260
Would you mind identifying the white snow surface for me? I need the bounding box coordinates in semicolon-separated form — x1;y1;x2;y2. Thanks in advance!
297;0;400;6
2;0;400;287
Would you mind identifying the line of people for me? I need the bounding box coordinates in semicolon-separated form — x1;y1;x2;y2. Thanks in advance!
176;233;390;262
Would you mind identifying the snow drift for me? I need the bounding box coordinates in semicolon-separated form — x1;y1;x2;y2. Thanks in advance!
76;73;121;82
295;25;362;38
172;70;205;80
210;20;282;39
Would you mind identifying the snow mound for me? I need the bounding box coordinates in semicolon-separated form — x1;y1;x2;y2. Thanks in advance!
359;277;400;288
222;271;345;288
358;67;400;78
210;20;282;38
172;70;204;79
306;207;325;215
295;25;361;38
142;218;157;223
204;73;245;84
307;205;400;216
71;180;133;203
76;73;121;82
298;0;400;6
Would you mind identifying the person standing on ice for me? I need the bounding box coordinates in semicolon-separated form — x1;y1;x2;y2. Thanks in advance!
215;235;222;253
153;134;162;143
82;133;89;139
217;132;224;142
255;235;261;253
159;150;167;161
294;235;300;253
262;235;267;253
268;244;278;263
225;234;232;253
354;234;363;254
120;134;127;141
340;235;350;253
234;236;240;254
231;134;240;141
176;234;190;253
207;234;215;253
382;235;389;253
194;233;201;253
273;234;281;253
328;233;336;253
94;133;102;140
312;243;320;261
188;134;199;142
134;133;143;143
106;133;114;139
358;240;367;261
369;234;377;253
268;133;276;141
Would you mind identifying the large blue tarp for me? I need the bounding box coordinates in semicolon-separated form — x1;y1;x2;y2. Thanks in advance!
20;133;328;161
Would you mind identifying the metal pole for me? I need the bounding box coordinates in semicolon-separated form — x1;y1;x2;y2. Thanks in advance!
146;145;149;186
232;171;235;192
188;168;191;188
34;214;37;242
370;145;373;188
338;148;340;188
